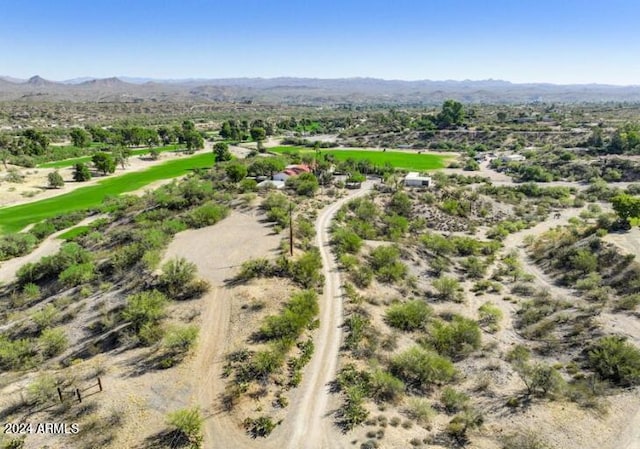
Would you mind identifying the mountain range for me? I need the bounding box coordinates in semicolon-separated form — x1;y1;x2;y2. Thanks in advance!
1;75;639;104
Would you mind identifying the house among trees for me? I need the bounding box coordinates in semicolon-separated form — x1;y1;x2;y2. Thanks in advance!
404;172;432;187
272;164;312;181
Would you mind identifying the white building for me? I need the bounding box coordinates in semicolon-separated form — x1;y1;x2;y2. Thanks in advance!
404;172;432;187
257;180;285;190
501;154;526;163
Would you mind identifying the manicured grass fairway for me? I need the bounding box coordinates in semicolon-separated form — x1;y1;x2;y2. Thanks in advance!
57;225;91;241
0;152;213;233
269;146;450;170
38;145;181;169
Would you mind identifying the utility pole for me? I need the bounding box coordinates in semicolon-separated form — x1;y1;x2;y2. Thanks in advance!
289;203;294;257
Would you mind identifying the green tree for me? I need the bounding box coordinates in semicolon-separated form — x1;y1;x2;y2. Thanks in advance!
121;290;168;332
69;128;91;148
72;162;92;182
214;142;232;162
437;100;465;129
92;152;116;175
183;131;204;153
225;162;247;182
47;171;64;189
588;336;640;386
112;145;132;170
611;193;640;223
250;127;267;152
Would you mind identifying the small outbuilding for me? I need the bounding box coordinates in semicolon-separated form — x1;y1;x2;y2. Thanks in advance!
404;172;432;187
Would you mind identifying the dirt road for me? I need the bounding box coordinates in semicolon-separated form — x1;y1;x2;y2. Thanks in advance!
283;181;374;449
169;184;374;449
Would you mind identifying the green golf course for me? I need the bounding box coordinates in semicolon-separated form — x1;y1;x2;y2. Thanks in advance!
269;146;451;170
0;152;214;233
38;145;181;169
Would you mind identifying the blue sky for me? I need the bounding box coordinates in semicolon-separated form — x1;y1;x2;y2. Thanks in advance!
1;0;638;84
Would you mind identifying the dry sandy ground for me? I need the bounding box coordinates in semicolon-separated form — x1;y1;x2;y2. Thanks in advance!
0;145;211;208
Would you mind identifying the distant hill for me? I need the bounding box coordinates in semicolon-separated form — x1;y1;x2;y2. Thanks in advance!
0;75;640;104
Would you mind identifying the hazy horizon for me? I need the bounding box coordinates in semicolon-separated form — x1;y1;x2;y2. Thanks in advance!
2;0;639;85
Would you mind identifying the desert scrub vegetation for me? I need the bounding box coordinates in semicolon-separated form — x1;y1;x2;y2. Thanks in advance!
385;299;433;332
166;407;204;448
222;290;318;413
234;249;323;289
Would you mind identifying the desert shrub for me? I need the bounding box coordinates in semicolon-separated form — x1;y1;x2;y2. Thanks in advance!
47;171;64;188
440;387;469;413
236;258;273;281
187;203;229;228
501;429;550;449
405;397;436;425
166;407;203;447
338;387;369;430
588;336;640;386
384;214;409;241
390;346;456;391
446;408;484;443
288;249;323;288
471;279;502;293
343;313;372;353
259;290;318;342
163;325;198;355
58;262;95;287
0;233;38;261
332;228;363;255
26;374;57;405
432;275;461;302
506;345;531;364
421;232;455;255
428;316;481;360
461;256;487;279
478;302;503;332
369;369;405;404
616;294;640;311
31;304;60;330
160;257;197;297
244;415;277;438
385;300;432;331
121;290;168;333
0;335;36;370
17;242;91;284
369;245;407;283
21;282;41;300
38;328;68;358
351;266;374;288
513;362;565;397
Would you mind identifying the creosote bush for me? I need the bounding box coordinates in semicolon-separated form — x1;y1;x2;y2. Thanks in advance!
385;300;432;331
166;407;203;447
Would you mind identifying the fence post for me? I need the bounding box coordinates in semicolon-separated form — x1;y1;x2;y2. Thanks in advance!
97;377;102;392
76;388;82;403
57;387;64;403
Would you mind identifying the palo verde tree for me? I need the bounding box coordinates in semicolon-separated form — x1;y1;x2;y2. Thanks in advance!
611;193;640;226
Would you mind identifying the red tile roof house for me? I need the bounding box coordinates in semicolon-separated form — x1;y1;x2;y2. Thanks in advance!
272;164;312;181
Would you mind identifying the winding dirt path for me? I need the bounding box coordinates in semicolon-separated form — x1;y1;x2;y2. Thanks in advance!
282;181;374;449
163;183;374;449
